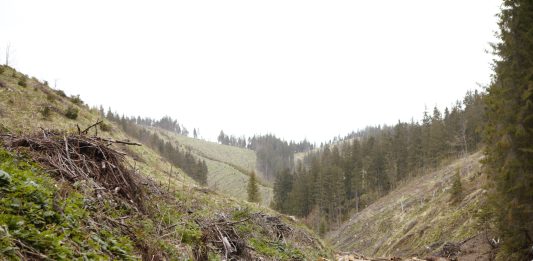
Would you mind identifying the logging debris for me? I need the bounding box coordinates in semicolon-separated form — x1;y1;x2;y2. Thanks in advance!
0;124;144;210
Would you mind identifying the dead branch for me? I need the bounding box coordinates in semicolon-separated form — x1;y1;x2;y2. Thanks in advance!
81;120;103;134
0;129;145;211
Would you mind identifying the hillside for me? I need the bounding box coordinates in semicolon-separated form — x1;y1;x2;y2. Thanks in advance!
327;152;492;259
154;128;273;205
0;66;331;260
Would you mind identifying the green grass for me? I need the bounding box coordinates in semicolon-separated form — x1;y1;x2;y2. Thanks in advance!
203;157;273;205
159;130;257;173
155;129;274;205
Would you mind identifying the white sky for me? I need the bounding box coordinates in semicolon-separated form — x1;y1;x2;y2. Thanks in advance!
0;0;500;143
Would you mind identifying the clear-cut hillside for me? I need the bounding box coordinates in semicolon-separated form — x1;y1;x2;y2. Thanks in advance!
327;152;488;258
148;127;273;205
0;65;331;260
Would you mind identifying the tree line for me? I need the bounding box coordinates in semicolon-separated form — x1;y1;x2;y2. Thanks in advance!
483;0;533;259
104;111;208;185
217;130;247;147
248;135;314;181
216;131;315;181
98;108;192;137
272;90;485;234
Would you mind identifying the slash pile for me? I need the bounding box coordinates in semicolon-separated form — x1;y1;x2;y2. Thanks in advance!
0;127;144;210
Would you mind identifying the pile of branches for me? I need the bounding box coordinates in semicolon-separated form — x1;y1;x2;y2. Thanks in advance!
194;212;296;260
0;123;144;210
195;214;250;260
253;213;293;240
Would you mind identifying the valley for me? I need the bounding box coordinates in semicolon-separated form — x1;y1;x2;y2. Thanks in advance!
1;1;532;258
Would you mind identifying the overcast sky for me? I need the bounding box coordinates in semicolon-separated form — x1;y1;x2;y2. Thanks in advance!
0;0;500;143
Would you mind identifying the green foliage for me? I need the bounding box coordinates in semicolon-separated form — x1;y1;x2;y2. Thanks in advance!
0;149;136;260
69;95;83;105
273;169;293;212
249;238;305;260
64;106;78;120
0;66;5;74
484;0;533;259
250;134;313;180
273;90;486;233
449;170;463;204
17;76;27;87
247;171;261;203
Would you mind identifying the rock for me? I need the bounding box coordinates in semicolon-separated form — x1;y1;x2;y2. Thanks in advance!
0;169;11;186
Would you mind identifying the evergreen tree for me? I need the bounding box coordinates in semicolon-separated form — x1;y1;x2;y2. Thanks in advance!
449;169;463;204
272;169;293;212
247;171;261;203
484;0;533;258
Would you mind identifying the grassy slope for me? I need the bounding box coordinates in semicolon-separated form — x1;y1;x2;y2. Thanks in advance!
326;152;487;257
155;129;273;205
0;66;330;260
0;70;196;189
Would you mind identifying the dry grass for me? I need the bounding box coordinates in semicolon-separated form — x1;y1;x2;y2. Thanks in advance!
327;152;487;257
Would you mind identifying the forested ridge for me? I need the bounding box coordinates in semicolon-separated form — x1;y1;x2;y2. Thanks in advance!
217;131;315;181
272;90;485;234
104;112;208;185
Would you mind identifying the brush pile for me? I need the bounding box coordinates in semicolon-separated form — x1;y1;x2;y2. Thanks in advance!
195;214;251;260
0;125;144;209
195;211;309;260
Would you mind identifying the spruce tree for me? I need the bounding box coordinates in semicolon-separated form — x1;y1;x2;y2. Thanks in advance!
450;169;463;204
247;171;261;203
484;0;533;258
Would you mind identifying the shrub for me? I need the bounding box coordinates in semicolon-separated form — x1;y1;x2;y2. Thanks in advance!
70;95;83;105
55;89;67;97
99;121;112;132
40;106;52;119
17;77;27;87
0;80;6;88
0;65;5;74
65;106;79;120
